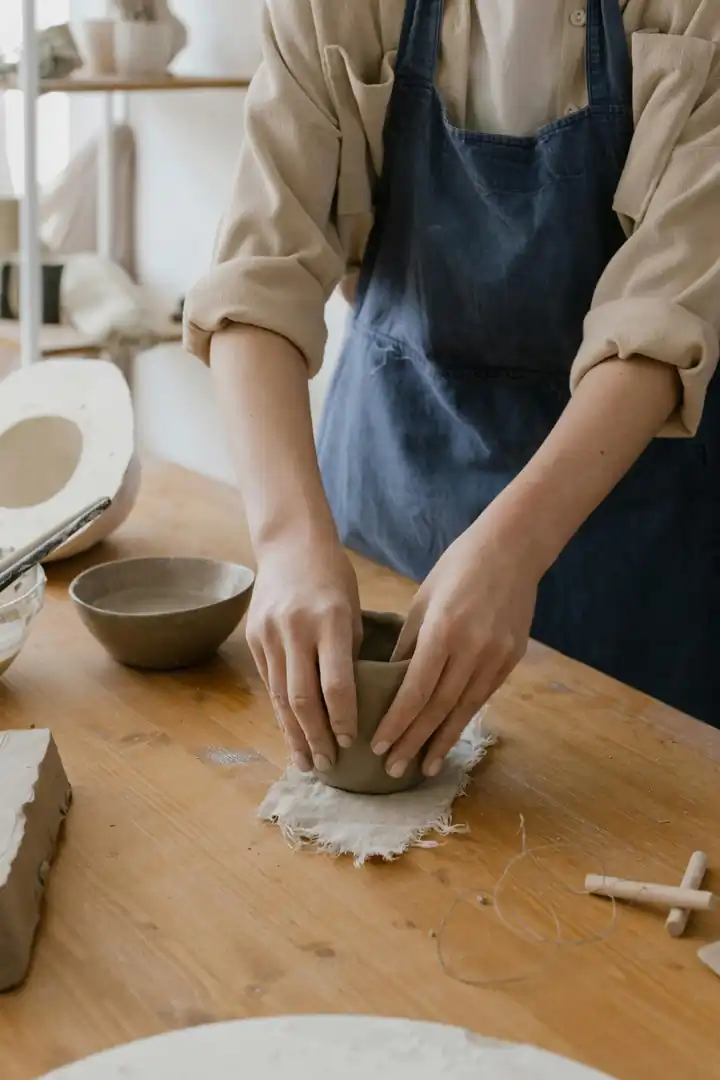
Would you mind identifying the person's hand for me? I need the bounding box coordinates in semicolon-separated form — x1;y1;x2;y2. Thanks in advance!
371;517;539;779
247;537;362;774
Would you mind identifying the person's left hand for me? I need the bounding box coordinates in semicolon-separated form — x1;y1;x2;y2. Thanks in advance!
371;515;540;779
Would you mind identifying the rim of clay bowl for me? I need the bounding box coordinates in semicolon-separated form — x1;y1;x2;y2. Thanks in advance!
0;551;46;614
68;556;255;618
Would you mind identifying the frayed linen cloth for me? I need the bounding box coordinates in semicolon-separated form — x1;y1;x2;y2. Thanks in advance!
259;716;495;866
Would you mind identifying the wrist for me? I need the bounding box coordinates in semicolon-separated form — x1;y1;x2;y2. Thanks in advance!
469;478;565;583
252;499;341;560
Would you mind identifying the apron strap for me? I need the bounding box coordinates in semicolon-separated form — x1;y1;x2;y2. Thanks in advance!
394;0;443;85
587;0;632;110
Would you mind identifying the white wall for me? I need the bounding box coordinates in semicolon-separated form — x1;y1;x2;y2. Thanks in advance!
69;0;347;482
3;1;72;193
69;0;263;299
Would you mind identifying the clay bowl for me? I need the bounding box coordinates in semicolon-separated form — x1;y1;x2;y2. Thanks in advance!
315;611;425;796
0;549;46;677
69;556;254;670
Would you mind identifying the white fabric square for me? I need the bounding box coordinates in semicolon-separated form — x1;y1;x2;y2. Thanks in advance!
259;716;495;866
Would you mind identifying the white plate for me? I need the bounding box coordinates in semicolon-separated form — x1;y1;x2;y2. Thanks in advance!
41;1015;618;1079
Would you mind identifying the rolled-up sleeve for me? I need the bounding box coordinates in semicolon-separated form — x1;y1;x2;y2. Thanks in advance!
571;24;720;436
183;0;344;376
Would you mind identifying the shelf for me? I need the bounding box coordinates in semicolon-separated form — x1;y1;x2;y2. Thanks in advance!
0;319;182;357
0;320;103;356
1;73;252;94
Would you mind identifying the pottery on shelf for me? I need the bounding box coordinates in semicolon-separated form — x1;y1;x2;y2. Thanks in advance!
314;611;425;796
69;556;255;670
113;21;175;77
112;0;187;77
153;0;188;62
79;19;117;76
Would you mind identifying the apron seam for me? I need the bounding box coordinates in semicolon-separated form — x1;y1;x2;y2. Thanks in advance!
393;76;632;147
351;322;573;381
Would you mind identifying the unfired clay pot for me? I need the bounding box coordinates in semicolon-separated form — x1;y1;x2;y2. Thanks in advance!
315;612;424;796
79;19;117;75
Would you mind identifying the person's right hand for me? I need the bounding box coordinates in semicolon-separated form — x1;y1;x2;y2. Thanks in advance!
246;537;363;774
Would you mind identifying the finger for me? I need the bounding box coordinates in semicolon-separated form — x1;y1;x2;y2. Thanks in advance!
421;661;509;777
371;623;448;754
390;606;423;662
420;710;470;778
264;634;313;772
318;617;358;748
384;656;473;778
352;607;364;659
285;643;337;773
247;630;269;686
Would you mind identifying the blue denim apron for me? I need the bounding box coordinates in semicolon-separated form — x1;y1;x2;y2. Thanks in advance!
317;0;719;725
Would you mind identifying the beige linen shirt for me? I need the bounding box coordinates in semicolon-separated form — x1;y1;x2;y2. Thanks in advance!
184;0;720;436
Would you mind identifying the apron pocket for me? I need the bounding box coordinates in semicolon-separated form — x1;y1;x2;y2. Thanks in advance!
614;32;714;232
324;45;396;215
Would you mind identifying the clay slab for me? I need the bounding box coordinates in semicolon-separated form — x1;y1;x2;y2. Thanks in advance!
0;730;71;991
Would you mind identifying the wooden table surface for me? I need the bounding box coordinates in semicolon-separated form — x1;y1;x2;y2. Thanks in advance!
0;463;718;1080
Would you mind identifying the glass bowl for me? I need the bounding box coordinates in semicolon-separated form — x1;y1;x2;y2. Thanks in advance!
0;550;46;676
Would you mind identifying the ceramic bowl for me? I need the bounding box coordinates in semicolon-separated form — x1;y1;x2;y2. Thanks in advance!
0;550;46;677
69;556;254;671
114;21;176;77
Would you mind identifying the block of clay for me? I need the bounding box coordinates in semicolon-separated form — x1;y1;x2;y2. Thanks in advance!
315;612;425;795
0;730;71;991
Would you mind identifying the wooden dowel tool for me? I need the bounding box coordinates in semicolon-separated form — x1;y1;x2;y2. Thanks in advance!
585;875;717;912
666;851;708;938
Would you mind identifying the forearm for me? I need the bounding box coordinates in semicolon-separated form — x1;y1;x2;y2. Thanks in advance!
211;325;338;554
478;357;680;576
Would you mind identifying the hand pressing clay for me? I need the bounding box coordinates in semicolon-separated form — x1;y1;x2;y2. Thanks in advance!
314;612;424;795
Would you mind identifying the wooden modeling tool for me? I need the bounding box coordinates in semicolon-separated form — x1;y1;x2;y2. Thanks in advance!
666;851;709;938
585;875;717;912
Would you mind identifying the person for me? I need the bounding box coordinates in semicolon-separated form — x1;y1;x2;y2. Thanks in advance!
184;0;720;779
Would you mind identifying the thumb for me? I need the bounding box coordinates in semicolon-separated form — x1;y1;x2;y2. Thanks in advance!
352;609;364;659
391;605;424;662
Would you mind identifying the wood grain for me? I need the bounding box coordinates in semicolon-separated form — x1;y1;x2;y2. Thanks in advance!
0;462;718;1080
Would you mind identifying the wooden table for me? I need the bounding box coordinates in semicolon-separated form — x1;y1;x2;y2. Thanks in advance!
0;463;718;1080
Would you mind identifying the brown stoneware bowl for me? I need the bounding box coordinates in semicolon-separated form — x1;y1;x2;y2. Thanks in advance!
315;611;425;795
69;556;254;670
